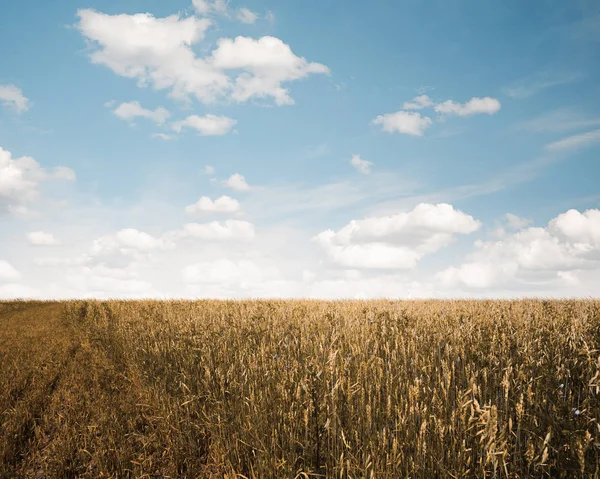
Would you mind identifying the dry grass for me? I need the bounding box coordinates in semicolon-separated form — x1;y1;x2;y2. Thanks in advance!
1;299;600;477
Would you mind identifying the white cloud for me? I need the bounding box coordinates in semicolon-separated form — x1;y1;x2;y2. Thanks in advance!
237;7;258;24
265;11;275;24
210;35;330;105
402;94;433;110
549;208;600;245
89;228;169;268
76;9;328;106
350;154;372;174
185;195;240;215
0;260;21;281
515;109;600;133
302;269;316;282
223;172;252;191
314;203;481;269
0;283;36;299
171;114;236;135
373;95;500;136
436;262;510;289
557;270;579;286
371;110;433;136
92;228;164;254
0;146;75;216
51;166;76;181
152;133;174;140
436;208;600;290
27;231;59;246
203;164;215;174
76;10;218;101
505;213;532;230
505;72;581;99
545;129;600;152
183;258;265;284
0;84;30;113
175;219;255;241
192;0;229;16
34;256;88;267
66;266;153;295
434;97;501;117
113;101;170;124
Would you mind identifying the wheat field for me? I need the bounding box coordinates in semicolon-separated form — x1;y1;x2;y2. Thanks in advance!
1;299;599;478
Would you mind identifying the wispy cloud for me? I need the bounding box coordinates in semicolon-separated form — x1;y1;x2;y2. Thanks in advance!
151;133;174;141
545;129;600;151
366;154;569;217
504;72;582;99
243;171;421;223
236;7;258;24
303;143;330;159
555;13;600;43
350;154;372;174
0;84;30;113
515;109;600;133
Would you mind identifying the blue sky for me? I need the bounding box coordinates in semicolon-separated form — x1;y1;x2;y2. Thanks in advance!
0;0;599;298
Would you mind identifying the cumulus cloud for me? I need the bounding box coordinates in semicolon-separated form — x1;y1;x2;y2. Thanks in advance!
203;164;215;174
209;35;330;105
436;208;600;290
223;173;252;191
371;110;432;136
76;9;328;106
549;208;600;245
89;228;169;268
183;258;264;284
402;94;433;110
175;220;255;241
27;231;59;246
34;256;88;267
505;213;533;230
314;203;481;269
151;133;173;140
185;195;240;215
0;283;36;299
434;97;501;117
436;262;509;289
350;154;372;174
302;269;316;282
171;114;236;135
51;166;76;181
192;0;229;15
545;129;600;152
0;146;75;216
92;228;164;254
66;265;153;296
0;84;30;113
373;95;500;136
113;101;170;124
236;7;258;24
0;260;21;281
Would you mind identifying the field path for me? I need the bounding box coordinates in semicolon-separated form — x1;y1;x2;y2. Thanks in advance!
0;302;185;478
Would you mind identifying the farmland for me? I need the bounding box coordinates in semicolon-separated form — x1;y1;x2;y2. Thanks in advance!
1;299;600;478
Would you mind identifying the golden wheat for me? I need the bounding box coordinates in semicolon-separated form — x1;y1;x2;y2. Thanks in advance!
1;299;599;478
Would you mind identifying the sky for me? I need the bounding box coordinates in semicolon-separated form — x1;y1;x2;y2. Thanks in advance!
0;0;599;299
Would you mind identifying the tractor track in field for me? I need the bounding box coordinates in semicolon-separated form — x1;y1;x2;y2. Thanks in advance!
0;303;81;477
